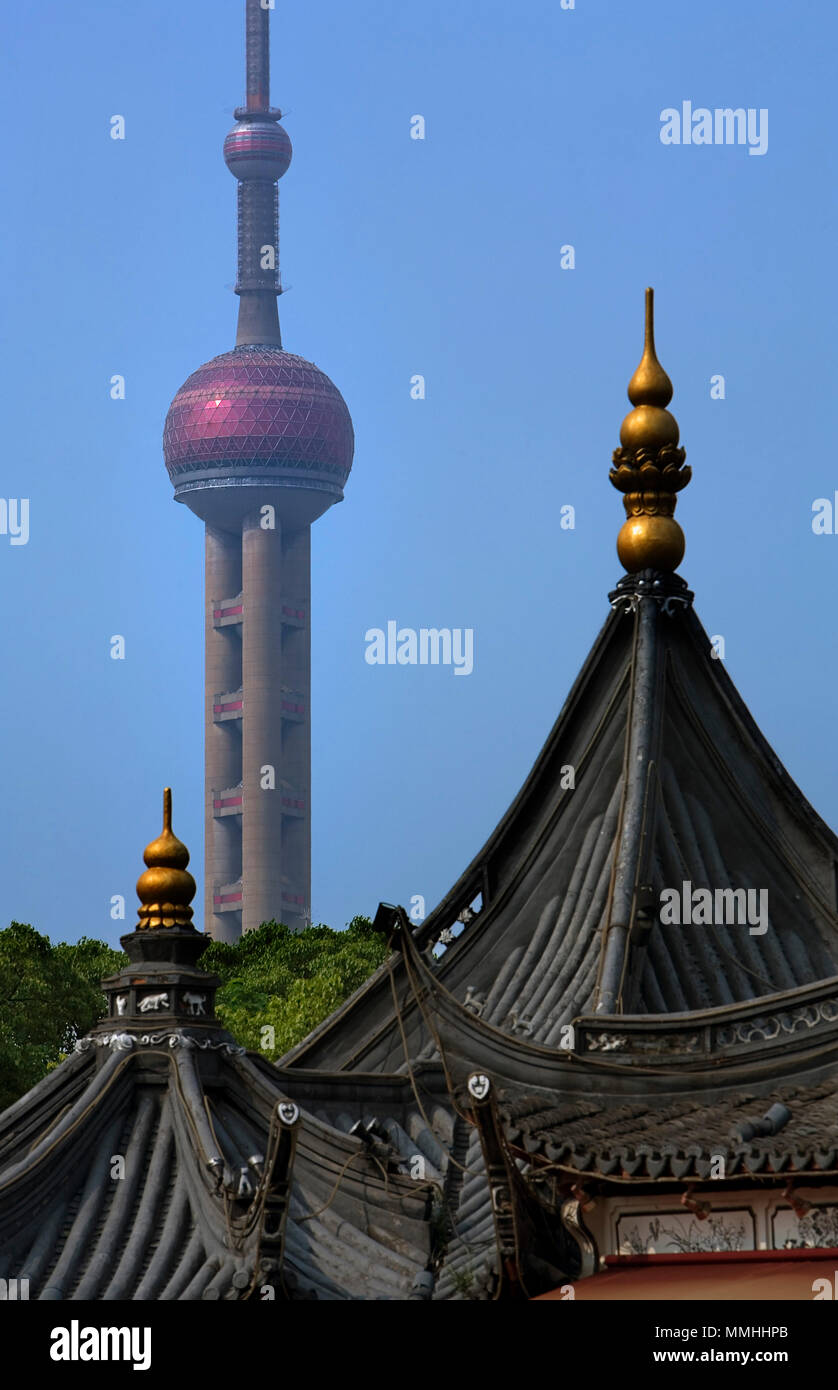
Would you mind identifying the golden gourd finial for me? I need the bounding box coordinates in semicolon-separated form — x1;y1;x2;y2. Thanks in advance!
620;287;679;449
609;288;691;574
136;787;197;930
627;287;673;409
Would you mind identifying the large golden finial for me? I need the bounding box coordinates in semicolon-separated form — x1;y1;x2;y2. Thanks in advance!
610;288;691;573
136;788;197;930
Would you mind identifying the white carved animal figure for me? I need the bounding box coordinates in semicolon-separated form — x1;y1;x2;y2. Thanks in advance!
182;992;206;1017
138;992;169;1013
115;995;127;1017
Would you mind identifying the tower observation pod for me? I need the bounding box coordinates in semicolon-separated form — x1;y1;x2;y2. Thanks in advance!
163;0;354;940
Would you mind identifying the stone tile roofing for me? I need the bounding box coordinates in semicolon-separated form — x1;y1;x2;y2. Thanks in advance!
501;1071;838;1179
0;1039;431;1301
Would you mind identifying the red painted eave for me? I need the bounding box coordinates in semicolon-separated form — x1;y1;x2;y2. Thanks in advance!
534;1249;838;1301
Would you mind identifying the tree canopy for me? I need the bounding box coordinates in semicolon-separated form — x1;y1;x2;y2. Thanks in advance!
0;923;125;1111
204;916;387;1059
0;916;387;1108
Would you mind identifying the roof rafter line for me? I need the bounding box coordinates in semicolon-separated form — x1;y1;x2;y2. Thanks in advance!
524;787;624;1034
648;807;727;1011
170;1045;224;1168
0;1051;134;1209
595;597;665;1014
166;1094;227;1242
10;1198;69;1289
193;1255;239;1301
658;763;755;1006
679;779;791;994
284;1207;427;1296
0;1049;93;1165
483;896;562;1027
159;1231;209;1301
679;605;838;861
160;1087;256;1297
544;950;602;1045
662;681;838;981
405;610;633;955
103;1099;176;1299
286;1172;431;1279
412;665;632;971
487;752;628;1031
72;1091;159;1299
669;621;838;930
133;1176;195;1300
37;1107;127;1300
367;718;630;1064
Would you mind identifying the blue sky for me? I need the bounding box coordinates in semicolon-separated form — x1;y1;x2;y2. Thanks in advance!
1;0;837;946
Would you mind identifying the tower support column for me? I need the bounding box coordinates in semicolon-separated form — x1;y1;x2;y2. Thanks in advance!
280;525;311;930
205;525;242;942
242;509;286;933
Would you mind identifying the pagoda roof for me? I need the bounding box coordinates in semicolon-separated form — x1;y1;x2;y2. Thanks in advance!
0;1032;434;1300
284;586;838;1073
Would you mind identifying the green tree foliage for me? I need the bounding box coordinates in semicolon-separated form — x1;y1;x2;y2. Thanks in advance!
54;935;128;998
203;916;388;1059
0;924;125;1111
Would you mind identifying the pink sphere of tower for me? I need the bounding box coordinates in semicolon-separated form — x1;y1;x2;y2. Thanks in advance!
224;120;292;181
163;345;354;522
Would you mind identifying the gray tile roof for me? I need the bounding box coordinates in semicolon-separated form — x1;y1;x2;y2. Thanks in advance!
0;1038;432;1300
284;596;838;1073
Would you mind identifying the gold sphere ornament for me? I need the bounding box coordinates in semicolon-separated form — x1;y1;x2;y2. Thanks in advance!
617;515;685;574
619;403;680;450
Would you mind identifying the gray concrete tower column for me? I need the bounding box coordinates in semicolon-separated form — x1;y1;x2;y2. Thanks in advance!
242;508;285;933
205;525;243;941
280;525;311;930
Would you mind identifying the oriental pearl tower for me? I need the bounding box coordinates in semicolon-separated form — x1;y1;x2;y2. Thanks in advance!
163;0;354;941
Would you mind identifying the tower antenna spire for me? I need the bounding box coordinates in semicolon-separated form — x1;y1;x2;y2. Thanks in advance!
245;0;271;114
224;0;292;346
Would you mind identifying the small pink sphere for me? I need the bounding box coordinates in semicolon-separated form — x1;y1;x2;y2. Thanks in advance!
223;121;292;181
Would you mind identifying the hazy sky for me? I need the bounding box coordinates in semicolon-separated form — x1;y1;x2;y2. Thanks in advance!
2;0;836;946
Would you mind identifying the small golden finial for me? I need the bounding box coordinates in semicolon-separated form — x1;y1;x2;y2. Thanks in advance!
627;288;674;407
136;787;197;930
610;289;691;573
620;288;678;449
